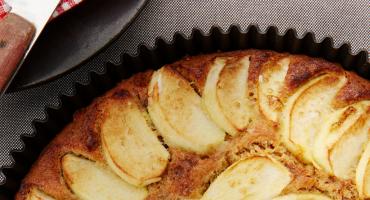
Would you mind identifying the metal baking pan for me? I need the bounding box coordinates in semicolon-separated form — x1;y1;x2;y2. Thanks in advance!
0;25;368;199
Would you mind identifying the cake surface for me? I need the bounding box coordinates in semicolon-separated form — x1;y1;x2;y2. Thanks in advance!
16;50;370;200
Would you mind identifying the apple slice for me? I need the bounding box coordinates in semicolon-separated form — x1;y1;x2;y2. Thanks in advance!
26;188;55;200
279;75;329;156
62;154;148;200
312;102;369;177
203;57;239;135
216;56;254;132
148;67;225;154
329;105;370;179
201;156;292;200
356;142;370;199
258;58;290;122
203;56;251;135
272;193;332;200
100;96;170;186
289;75;347;163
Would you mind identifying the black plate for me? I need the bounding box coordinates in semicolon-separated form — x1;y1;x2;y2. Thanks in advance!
8;0;147;91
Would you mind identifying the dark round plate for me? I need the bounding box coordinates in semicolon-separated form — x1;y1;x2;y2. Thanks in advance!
8;0;147;91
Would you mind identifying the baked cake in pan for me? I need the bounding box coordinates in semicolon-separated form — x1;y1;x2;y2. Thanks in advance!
16;50;370;200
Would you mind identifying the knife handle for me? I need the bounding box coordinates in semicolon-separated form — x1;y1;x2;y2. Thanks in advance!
0;13;35;93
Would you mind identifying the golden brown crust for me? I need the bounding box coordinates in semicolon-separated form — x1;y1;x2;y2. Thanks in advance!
284;55;343;92
334;72;370;108
112;71;154;106
146;148;227;200
16;101;106;200
16;50;370;200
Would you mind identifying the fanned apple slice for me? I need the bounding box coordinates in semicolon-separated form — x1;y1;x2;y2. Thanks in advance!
148;67;225;154
217;56;254;132
329;105;370;179
272;193;332;200
203;56;251;135
203;57;239;135
356;142;370;199
201;156;292;200
100;95;170;186
289;75;347;163
62;154;148;200
312;102;369;176
258;58;290;122
26;188;55;200
279;75;329;155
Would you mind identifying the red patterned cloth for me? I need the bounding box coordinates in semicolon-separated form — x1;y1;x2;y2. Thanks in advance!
0;0;11;19
52;0;82;18
0;0;82;20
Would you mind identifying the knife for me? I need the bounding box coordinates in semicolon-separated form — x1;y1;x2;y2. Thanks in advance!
0;0;60;95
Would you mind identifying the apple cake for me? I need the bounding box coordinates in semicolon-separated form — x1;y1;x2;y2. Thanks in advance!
16;50;370;200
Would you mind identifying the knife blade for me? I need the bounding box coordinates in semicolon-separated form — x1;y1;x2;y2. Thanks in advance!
0;0;60;95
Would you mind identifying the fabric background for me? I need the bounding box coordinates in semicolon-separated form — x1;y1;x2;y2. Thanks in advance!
51;0;83;18
0;0;369;182
0;0;10;18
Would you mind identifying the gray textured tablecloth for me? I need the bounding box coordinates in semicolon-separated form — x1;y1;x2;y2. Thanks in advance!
0;0;369;182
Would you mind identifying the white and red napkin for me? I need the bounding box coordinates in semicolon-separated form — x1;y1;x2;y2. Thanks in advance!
0;0;11;18
0;0;82;19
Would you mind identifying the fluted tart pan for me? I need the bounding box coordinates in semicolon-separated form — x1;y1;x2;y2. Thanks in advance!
0;25;369;200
